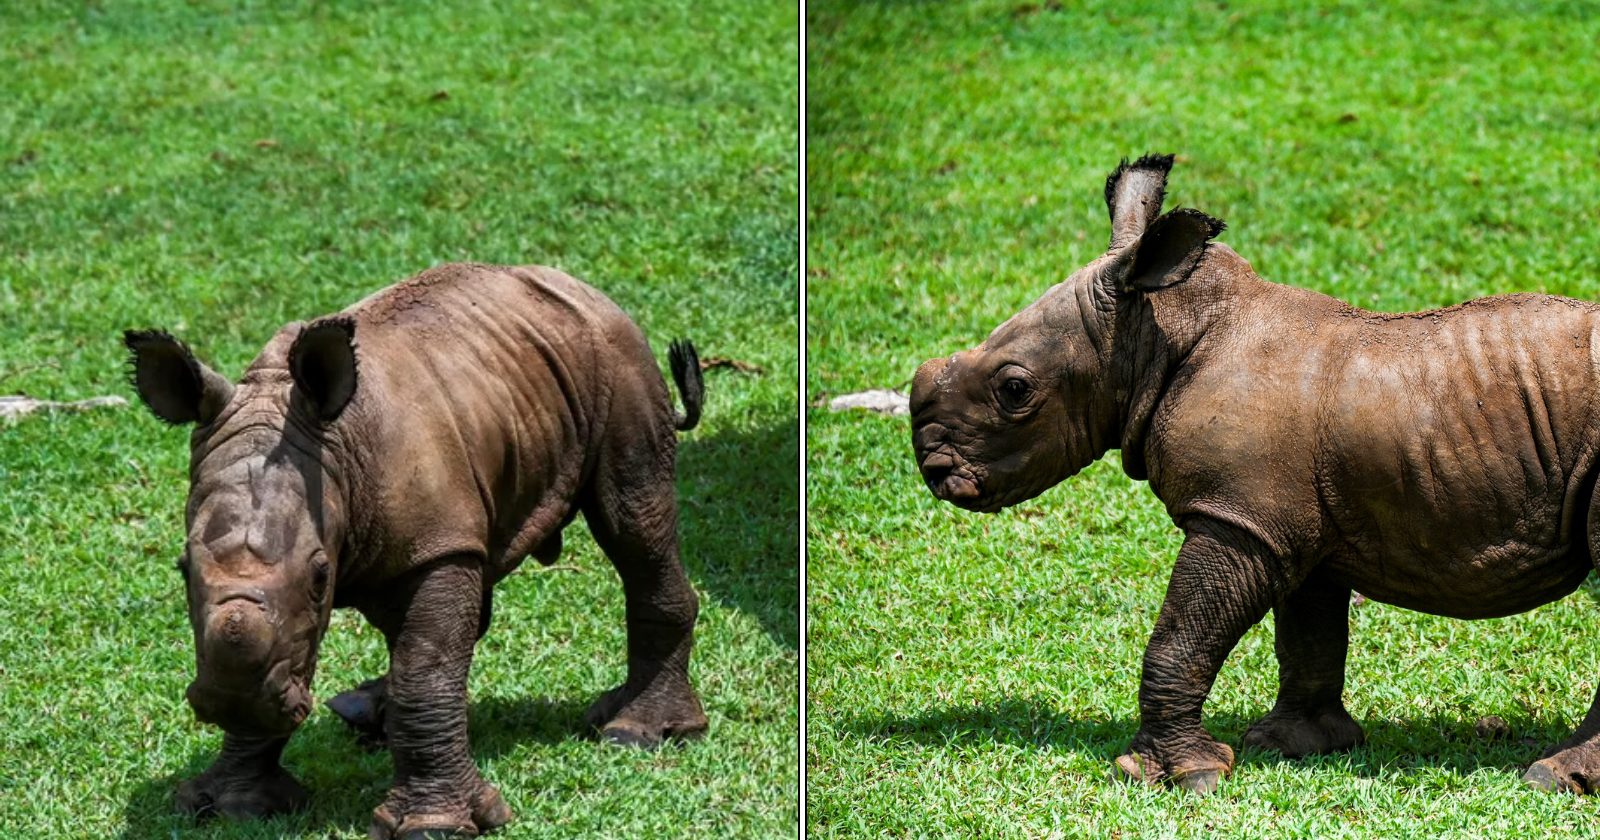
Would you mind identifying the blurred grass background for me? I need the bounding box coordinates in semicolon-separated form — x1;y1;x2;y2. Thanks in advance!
0;2;797;837
807;1;1600;836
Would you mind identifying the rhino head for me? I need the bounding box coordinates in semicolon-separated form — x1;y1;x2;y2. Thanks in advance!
125;319;359;737
911;154;1224;512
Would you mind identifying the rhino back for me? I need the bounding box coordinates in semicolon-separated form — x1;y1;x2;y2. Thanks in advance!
333;263;652;585
1312;296;1600;611
1145;284;1600;615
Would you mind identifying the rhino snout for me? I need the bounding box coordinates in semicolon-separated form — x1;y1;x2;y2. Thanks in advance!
186;596;310;736
203;596;275;669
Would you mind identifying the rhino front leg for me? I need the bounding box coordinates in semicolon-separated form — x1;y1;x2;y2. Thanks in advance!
369;557;511;839
1243;573;1365;757
1116;523;1279;794
581;434;707;748
175;734;307;820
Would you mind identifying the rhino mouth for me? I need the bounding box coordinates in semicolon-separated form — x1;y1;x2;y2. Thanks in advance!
186;667;312;738
918;451;1007;513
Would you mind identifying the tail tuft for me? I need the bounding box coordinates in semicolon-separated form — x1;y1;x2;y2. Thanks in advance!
668;339;703;431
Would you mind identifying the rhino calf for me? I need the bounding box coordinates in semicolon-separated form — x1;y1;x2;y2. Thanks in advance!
913;155;1600;794
127;263;708;836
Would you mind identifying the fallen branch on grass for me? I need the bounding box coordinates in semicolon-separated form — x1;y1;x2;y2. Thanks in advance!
0;395;128;420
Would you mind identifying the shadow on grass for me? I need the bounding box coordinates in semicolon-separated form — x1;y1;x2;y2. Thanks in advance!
119;695;594;839
838;697;1576;782
676;414;800;650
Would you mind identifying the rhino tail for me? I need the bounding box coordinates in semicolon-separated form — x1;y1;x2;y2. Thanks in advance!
668;339;703;432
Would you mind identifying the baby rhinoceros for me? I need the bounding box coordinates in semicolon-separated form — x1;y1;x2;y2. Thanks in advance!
913;154;1600;795
126;263;708;837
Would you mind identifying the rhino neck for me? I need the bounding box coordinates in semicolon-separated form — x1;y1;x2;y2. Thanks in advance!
1110;245;1244;480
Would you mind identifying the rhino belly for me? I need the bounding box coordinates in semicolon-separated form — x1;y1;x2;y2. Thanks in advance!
1324;534;1590;619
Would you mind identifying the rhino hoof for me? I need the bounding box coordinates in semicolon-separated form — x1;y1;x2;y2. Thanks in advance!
471;784;513;832
1524;759;1584;794
369;782;512;839
1112;752;1227;795
370;806;480;839
1113;753;1158;786
328;678;388;747
1171;768;1223;795
176;766;308;820
600;723;664;750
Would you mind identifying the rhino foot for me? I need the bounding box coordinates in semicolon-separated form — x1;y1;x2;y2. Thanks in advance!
328;676;388;748
368;779;511;839
1243;704;1365;757
1113;740;1234;795
1524;743;1600;795
176;761;308;821
583;681;708;749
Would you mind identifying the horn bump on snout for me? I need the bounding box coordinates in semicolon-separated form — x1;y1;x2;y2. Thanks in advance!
910;356;950;416
202;600;274;671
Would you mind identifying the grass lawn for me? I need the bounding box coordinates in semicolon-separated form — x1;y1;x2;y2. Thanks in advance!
807;1;1600;836
0;2;797;837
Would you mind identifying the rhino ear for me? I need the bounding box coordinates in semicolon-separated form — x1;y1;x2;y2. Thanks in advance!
1104;152;1175;250
289;317;358;422
123;330;235;425
1106;208;1226;293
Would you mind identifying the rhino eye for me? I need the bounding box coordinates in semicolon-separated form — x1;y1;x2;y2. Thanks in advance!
311;555;331;601
1001;377;1033;404
993;366;1038;413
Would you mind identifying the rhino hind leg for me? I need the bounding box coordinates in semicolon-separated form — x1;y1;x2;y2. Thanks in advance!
1525;501;1600;794
580;425;707;748
1243;574;1365;758
331;590;495;749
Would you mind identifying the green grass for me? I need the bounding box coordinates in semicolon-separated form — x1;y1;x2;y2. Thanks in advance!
0;2;797;837
807;1;1600;836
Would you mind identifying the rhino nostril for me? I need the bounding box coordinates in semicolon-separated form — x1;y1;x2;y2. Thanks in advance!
214;589;267;608
920;452;955;482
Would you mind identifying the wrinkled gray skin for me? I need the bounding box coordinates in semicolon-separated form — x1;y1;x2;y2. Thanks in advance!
913;154;1600;795
126;263;707;836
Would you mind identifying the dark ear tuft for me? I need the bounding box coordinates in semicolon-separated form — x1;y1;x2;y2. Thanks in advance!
123;329;234;425
1104;152;1177;250
288;316;358;422
1122;207;1226;292
1103;153;1176;217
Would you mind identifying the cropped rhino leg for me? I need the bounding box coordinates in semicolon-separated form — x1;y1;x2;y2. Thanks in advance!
175;734;307;820
1525;685;1600;794
580;426;706;748
329;589;495;748
1525;502;1600;794
367;557;511;839
1243;572;1364;757
1116;523;1279;794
